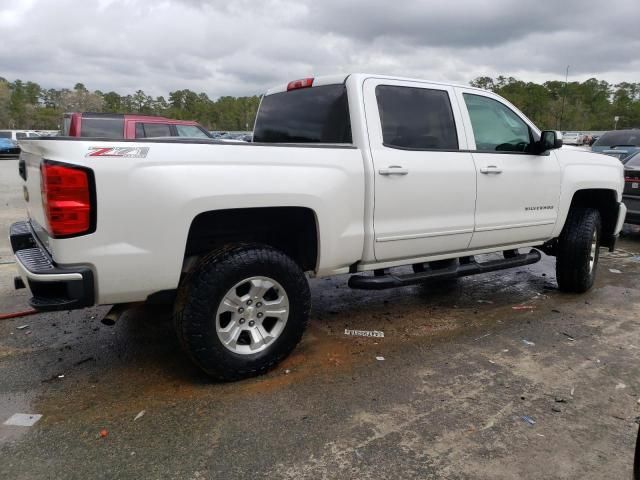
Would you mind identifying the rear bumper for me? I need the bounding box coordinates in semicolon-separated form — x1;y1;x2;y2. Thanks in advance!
623;195;640;225
10;221;95;311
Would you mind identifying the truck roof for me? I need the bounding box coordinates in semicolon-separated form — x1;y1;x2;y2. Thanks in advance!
264;73;488;96
65;112;200;125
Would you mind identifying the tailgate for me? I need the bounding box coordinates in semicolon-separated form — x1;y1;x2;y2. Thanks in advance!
18;141;50;247
18;138;97;249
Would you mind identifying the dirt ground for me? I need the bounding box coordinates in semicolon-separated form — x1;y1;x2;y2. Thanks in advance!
1;159;640;479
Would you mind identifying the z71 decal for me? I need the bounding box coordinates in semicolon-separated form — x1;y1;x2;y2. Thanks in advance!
86;146;150;158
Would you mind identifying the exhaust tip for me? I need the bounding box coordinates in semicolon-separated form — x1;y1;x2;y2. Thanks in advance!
99;303;138;326
101;316;116;326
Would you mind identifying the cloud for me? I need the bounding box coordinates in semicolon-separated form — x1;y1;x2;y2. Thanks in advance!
0;0;638;98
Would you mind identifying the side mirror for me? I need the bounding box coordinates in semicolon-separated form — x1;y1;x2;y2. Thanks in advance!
539;130;563;152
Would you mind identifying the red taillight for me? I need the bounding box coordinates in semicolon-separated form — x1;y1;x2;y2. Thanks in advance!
625;176;638;183
41;161;94;237
287;77;314;91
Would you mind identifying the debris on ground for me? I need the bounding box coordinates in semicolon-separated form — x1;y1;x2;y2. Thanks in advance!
560;332;575;341
42;373;66;383
3;413;42;427
474;333;492;341
376;356;385;361
551;406;562;413
74;356;95;366
512;305;536;311
555;396;567;404
521;415;536;426
134;410;145;421
344;329;384;338
615;383;626;390
609;269;622;274
16;324;29;330
284;369;291;375
522;339;536;346
99;429;108;438
571;387;575;396
0;309;38;321
551;309;561;313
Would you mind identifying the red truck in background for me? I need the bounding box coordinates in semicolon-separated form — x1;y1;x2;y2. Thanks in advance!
62;112;212;139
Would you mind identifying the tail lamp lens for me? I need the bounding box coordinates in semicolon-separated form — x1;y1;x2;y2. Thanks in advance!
41;161;94;237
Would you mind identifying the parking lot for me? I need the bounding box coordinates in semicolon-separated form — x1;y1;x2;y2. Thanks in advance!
1;158;639;479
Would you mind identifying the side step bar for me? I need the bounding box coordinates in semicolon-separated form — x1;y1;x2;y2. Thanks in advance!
348;249;541;290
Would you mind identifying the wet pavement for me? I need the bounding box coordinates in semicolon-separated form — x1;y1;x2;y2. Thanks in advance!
1;159;640;479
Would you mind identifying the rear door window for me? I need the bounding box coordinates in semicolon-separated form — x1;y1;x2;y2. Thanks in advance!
253;84;351;143
375;85;459;150
81;117;125;138
0;132;11;139
625;153;640;168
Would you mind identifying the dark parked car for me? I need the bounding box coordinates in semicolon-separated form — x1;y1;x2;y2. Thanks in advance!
623;151;640;225
591;129;640;161
0;138;20;158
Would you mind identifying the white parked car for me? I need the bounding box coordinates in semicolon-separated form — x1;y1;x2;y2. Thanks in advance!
0;130;43;141
12;73;626;380
562;131;584;145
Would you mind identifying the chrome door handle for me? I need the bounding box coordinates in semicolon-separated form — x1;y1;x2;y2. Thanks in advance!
378;166;409;176
479;165;503;174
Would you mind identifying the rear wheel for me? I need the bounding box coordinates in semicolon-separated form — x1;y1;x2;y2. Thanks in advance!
174;244;310;381
556;208;601;293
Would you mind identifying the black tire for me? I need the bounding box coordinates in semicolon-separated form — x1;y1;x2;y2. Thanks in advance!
174;243;311;381
556;208;602;293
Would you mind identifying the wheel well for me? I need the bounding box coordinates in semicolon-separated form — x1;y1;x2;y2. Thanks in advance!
569;189;619;248
184;207;318;272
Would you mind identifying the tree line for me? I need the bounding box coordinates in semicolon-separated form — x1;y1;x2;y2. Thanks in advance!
0;78;260;131
470;76;640;131
0;75;639;132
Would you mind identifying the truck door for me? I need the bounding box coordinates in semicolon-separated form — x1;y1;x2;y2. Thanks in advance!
363;78;477;262
455;88;562;249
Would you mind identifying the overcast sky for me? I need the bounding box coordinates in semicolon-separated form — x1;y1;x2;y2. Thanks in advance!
1;0;638;98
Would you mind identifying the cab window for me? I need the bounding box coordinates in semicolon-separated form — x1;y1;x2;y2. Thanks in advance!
376;85;458;150
136;123;171;138
175;125;211;138
463;94;533;153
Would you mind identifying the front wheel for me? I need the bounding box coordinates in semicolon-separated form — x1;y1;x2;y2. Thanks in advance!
556;208;602;293
174;244;311;381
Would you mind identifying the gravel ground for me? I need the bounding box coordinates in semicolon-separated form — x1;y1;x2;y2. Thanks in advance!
1;159;640;479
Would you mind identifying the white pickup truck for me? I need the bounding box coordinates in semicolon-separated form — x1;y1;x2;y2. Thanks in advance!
11;73;626;380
